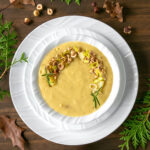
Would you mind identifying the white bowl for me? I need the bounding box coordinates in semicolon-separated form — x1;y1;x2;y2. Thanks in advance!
24;28;126;126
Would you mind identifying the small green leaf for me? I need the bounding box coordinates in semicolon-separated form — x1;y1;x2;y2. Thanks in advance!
75;0;80;5
65;0;71;5
0;88;10;100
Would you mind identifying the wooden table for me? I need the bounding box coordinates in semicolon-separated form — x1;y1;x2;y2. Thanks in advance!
0;0;150;150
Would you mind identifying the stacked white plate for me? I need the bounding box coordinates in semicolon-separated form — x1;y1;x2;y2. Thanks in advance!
9;16;138;145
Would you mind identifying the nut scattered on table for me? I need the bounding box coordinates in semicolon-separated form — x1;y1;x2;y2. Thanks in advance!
123;26;132;34
47;8;53;15
91;2;97;7
36;4;43;11
33;9;40;17
103;0;123;22
94;7;100;13
24;17;31;25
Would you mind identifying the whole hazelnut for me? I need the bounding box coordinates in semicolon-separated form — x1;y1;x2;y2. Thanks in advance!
47;8;53;15
70;50;77;58
94;7;100;13
91;2;96;7
33;10;40;17
24;17;31;25
67;57;72;63
58;63;64;71
123;26;132;34
36;4;43;11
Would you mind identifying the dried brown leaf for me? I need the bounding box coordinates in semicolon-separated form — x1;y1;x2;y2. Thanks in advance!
9;0;35;8
103;0;123;22
0;116;25;150
114;2;123;22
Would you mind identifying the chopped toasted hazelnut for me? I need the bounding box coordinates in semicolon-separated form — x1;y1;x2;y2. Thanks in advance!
52;60;58;66
102;74;106;80
78;47;82;53
98;61;103;67
90;51;96;56
51;57;56;61
61;56;67;63
24;17;31;25
67;47;73;51
90;56;96;63
36;4;43;11
53;74;58;80
58;63;64;71
46;65;50;71
67;57;72;63
70;50;77;58
33;10;40;17
84;57;90;63
66;54;71;58
47;8;53;15
53;69;57;74
89;83;98;93
101;68;105;73
123;26;132;34
94;75;98;79
90;68;94;74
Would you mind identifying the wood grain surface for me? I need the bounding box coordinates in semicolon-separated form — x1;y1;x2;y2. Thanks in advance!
0;0;150;150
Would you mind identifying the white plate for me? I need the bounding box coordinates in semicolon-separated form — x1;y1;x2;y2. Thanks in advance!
9;16;138;145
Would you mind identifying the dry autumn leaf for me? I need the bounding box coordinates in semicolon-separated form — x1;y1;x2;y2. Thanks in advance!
9;0;35;8
103;0;123;22
0;115;25;150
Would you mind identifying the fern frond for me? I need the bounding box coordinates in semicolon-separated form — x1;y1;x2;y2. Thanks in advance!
119;79;150;150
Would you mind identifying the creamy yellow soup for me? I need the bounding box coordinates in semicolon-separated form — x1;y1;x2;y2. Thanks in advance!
38;42;113;117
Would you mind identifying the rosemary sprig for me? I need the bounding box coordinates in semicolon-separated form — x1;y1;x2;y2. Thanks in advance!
91;88;101;108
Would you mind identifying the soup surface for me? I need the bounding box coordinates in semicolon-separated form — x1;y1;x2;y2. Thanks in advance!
38;42;113;117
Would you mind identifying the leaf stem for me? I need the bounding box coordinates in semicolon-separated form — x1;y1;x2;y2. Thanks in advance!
91;87;101;108
0;3;12;13
0;68;7;80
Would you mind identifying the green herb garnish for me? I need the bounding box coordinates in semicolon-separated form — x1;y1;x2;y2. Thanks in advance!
11;52;28;65
42;73;54;76
119;79;150;150
0;88;10;100
50;0;81;5
0;14;28;80
0;14;28;100
91;88;101;108
42;68;53;87
75;0;80;5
